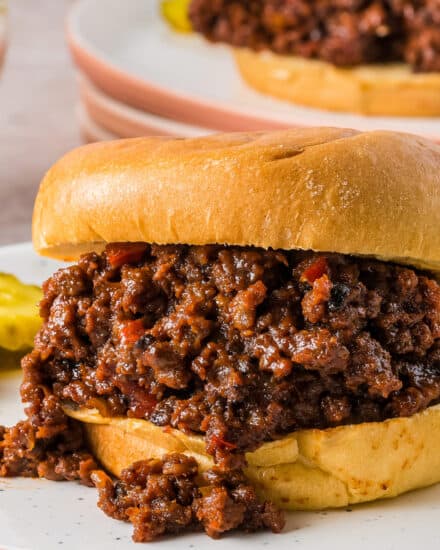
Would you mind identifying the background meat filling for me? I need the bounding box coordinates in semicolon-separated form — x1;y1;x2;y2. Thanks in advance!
189;0;440;72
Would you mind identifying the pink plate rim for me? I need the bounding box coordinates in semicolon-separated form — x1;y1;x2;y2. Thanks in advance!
66;20;293;132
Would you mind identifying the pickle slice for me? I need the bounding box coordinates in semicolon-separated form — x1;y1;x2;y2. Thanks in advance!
161;0;192;32
0;273;42;352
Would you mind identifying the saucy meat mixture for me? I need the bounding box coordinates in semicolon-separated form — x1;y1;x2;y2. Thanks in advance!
92;454;283;542
189;0;440;72
2;242;440;541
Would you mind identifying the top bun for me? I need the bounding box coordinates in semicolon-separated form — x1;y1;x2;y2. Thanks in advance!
33;128;440;273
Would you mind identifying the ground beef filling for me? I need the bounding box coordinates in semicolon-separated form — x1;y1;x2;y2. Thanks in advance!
92;454;284;542
189;0;440;72
3;241;440;540
0;414;97;484
20;243;440;468
0;421;283;540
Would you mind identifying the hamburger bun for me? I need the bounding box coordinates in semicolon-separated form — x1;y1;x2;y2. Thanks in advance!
64;403;440;510
33;128;440;272
234;49;440;117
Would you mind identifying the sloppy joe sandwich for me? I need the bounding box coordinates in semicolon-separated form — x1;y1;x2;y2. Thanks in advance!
188;1;440;116
3;127;440;541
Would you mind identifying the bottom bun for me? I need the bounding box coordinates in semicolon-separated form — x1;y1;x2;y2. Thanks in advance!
234;48;440;116
64;404;440;510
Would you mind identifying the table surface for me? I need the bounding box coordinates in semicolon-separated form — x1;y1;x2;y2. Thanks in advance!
0;0;80;246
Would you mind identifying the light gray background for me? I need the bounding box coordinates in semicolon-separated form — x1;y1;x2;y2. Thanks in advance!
0;0;80;244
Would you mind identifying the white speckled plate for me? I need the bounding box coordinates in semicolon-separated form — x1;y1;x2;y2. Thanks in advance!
1;243;440;549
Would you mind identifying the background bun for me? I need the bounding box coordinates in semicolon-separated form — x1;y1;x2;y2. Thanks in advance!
33;128;440;273
65;404;440;510
234;49;440;116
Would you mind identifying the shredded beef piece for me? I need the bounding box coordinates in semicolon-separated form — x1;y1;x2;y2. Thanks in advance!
189;0;440;72
91;454;284;542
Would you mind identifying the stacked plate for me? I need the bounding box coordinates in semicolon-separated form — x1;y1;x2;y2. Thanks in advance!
77;74;207;142
67;0;440;143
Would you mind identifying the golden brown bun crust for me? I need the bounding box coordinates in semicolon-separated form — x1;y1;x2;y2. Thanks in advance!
65;404;440;510
234;49;440;116
33;128;440;273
